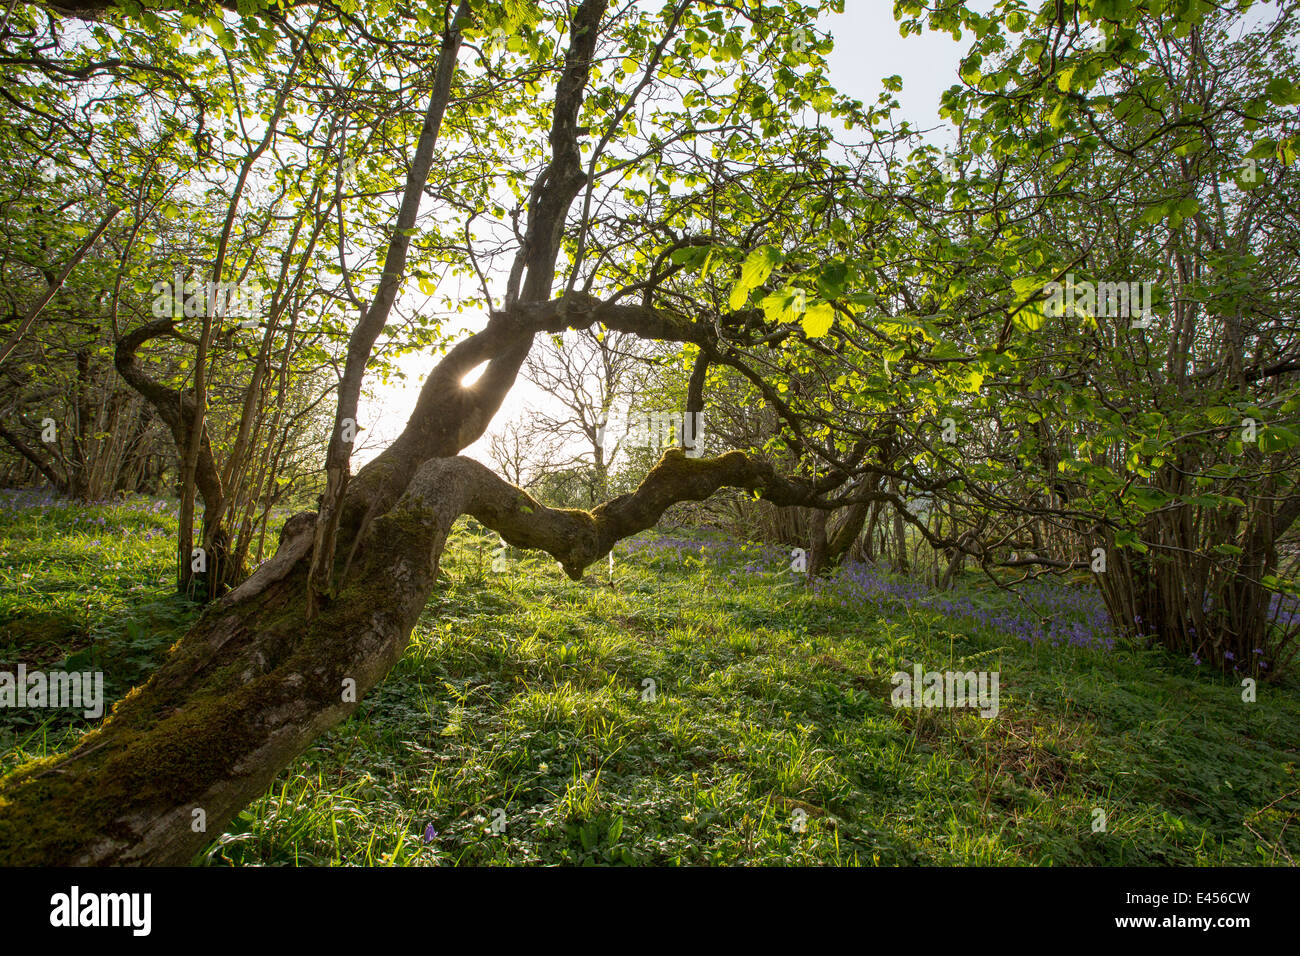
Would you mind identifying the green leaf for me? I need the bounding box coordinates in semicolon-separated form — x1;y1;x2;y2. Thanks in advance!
729;245;782;311
1012;305;1047;332
1258;426;1298;454
1130;486;1171;509
816;261;848;299
760;288;802;323
1265;77;1300;106
801;303;835;338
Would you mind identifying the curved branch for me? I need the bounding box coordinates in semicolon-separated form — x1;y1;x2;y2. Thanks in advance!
114;319;224;515
411;447;815;580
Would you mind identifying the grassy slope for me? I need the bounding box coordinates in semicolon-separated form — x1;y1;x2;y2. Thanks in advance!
1;493;1297;866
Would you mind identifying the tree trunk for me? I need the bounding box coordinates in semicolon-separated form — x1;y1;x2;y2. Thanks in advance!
806;508;829;580
825;497;870;564
891;479;910;572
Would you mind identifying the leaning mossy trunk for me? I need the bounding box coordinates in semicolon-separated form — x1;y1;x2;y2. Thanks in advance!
0;490;449;865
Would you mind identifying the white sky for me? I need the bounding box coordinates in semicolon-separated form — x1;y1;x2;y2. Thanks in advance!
353;1;977;468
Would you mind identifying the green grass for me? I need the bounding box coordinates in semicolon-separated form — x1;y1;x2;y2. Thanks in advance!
2;495;1298;865
0;492;195;767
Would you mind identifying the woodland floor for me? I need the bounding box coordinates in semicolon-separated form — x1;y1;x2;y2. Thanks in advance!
2;489;1298;865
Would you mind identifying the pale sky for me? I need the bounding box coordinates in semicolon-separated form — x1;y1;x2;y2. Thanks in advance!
354;1;977;468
